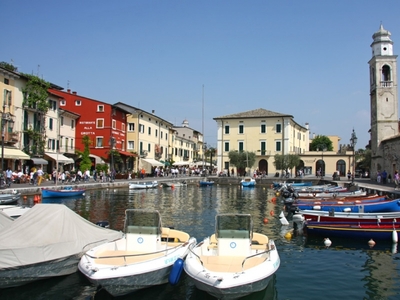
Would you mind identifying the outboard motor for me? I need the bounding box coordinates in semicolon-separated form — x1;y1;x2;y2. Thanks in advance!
281;189;291;199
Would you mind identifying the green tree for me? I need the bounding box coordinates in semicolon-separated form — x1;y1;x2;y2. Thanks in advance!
273;154;301;175
310;135;333;151
355;148;371;172
76;135;93;172
21;74;51;156
228;151;256;175
205;147;217;167
0;61;17;72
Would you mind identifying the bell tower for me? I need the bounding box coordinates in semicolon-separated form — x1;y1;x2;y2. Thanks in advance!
368;24;398;175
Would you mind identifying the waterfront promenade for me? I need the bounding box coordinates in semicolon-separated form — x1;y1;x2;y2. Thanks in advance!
1;173;399;197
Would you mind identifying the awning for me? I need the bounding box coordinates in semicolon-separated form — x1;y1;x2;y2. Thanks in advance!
117;150;137;157
30;158;48;165
44;152;75;164
141;158;164;167
173;161;192;166
2;148;30;160
159;160;171;166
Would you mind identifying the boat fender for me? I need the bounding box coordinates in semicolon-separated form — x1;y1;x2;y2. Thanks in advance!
337;201;344;205
314;201;321;205
392;230;398;243
313;205;321;210
343;208;351;212
355;200;361;204
169;258;184;286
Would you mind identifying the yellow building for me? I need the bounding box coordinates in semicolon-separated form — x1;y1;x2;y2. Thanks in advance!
114;103;173;173
214;108;354;178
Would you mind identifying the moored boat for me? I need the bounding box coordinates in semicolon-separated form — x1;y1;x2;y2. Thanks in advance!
0;192;21;205
0;204;123;288
162;181;187;188
293;198;400;213
128;180;158;189
304;221;400;241
241;177;256;187
199;180;214;187
184;213;280;299
78;209;196;297
41;187;86;198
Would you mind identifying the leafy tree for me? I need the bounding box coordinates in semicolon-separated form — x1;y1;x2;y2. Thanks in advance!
76;135;93;172
310;135;333;151
228;151;256;175
273;154;301;175
355;148;371;172
21;74;51;156
0;61;17;72
205;147;217;166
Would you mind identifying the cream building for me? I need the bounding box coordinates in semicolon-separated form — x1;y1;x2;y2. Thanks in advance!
214;108;355;177
114;103;172;173
172;119;204;165
0;66;30;172
214;108;309;175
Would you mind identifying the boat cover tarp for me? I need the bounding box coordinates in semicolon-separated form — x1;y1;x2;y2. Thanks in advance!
0;204;123;269
0;211;13;230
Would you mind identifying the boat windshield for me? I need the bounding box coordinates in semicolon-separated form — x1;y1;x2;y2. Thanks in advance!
124;209;161;235
215;214;252;239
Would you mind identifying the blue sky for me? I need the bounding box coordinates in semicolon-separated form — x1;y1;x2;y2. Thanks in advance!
3;0;400;150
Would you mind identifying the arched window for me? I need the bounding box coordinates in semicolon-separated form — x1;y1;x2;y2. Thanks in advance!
381;65;391;86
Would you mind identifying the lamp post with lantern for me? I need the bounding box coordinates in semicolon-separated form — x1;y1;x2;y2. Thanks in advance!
350;129;358;183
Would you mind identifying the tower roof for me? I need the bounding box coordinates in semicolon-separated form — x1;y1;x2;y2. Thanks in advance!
372;24;392;44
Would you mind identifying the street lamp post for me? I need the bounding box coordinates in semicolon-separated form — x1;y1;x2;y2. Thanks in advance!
317;144;326;178
350;129;358;183
109;136;116;182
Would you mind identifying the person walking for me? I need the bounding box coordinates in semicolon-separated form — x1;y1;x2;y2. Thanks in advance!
6;168;13;187
37;167;44;186
394;170;400;190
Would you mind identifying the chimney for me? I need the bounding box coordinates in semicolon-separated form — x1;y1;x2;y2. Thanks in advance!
72;91;77;95
67;89;71;93
152;110;155;114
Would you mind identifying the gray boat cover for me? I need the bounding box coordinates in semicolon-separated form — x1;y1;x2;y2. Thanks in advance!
0;204;123;269
0;211;13;230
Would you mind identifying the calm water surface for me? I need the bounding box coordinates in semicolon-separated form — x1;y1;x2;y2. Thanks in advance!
2;185;400;300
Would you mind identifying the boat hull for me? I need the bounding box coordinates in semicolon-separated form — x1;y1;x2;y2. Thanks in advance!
0;193;21;205
41;189;85;198
128;181;158;189
295;199;400;213
305;222;400;241
0;254;80;288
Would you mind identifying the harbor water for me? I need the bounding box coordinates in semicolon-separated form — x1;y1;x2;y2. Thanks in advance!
2;185;400;300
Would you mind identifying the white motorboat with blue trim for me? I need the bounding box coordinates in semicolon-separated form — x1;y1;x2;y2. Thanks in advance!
78;209;196;297
184;214;280;299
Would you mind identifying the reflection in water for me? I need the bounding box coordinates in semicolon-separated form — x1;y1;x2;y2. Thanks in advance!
9;186;400;299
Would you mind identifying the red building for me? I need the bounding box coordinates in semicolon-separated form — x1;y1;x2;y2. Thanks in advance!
49;88;135;171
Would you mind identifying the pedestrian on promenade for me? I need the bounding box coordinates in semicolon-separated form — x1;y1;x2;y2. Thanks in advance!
394;171;399;190
37;168;44;185
382;170;387;184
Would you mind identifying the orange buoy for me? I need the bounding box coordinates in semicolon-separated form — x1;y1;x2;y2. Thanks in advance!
263;218;268;224
171;184;175;189
271;197;276;203
270;211;274;216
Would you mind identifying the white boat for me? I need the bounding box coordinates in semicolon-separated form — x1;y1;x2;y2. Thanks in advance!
0;204;123;288
297;189;367;198
0;211;13;230
184;214;280;299
241;177;256;187
0;205;30;219
162;181;187;188
78;209;197;297
0;191;21;205
128;180;158;189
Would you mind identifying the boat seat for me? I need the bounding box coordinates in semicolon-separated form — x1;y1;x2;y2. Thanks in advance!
252;233;269;245
207;234;218;250
199;255;266;272
94;250;164;266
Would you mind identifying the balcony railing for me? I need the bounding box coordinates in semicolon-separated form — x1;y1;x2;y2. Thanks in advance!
381;81;393;87
257;150;271;156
